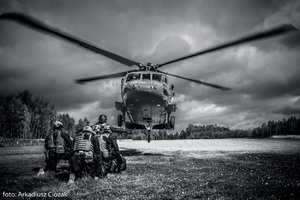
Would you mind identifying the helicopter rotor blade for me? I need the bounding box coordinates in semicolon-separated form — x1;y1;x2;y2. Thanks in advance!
0;12;141;67
157;70;231;91
157;24;298;68
75;70;137;84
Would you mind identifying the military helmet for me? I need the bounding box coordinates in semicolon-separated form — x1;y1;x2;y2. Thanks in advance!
98;114;107;124
53;120;63;129
102;125;112;133
82;126;96;135
92;125;101;133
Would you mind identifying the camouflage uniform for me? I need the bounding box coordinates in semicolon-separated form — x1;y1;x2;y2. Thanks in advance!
92;124;111;177
95;116;127;173
70;126;101;179
44;125;72;172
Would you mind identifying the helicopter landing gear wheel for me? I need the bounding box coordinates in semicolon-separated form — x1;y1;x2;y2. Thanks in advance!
117;114;123;127
170;116;175;129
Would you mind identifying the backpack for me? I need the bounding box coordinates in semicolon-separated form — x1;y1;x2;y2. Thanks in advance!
74;133;94;163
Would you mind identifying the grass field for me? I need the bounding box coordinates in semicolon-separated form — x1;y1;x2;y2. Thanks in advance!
0;139;300;199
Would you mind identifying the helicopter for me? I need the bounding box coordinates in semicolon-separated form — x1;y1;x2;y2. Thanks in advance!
0;12;298;142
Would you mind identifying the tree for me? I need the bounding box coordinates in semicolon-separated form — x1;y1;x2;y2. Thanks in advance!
58;113;76;137
75;119;85;133
0;90;56;139
18;104;31;139
83;117;90;126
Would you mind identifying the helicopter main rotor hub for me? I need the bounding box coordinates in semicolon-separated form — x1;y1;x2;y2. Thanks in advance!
138;63;158;71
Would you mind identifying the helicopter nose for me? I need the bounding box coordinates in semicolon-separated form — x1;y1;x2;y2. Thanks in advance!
136;84;157;91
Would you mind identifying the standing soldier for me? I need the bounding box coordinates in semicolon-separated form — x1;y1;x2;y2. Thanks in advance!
95;114;127;173
68;126;101;184
38;120;72;176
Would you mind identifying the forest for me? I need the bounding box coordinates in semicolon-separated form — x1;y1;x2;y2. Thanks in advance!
0;90;299;141
164;115;300;140
126;115;300;140
0;90;89;139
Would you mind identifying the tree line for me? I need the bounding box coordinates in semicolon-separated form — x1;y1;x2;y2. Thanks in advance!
0;90;56;139
125;116;300;140
0;90;89;139
251;116;300;138
157;116;300;140
123;124;251;140
1;90;299;140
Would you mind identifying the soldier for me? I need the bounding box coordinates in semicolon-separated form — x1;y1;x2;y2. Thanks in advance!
38;120;72;176
95;114;127;173
68;126;101;184
92;124;110;177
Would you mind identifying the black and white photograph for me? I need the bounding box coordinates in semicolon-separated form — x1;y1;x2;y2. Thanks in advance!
0;0;300;199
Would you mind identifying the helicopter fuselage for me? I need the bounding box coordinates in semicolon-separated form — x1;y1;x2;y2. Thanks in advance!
119;71;176;129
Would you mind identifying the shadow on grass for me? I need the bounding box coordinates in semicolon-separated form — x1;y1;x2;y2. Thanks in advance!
120;148;143;156
120;148;164;156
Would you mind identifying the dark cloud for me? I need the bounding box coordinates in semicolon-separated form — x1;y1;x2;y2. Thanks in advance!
274;106;300;115
279;33;300;49
192;0;287;34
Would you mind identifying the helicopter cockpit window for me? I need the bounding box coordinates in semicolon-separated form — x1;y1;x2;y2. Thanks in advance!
142;73;151;80
152;74;162;82
126;73;140;82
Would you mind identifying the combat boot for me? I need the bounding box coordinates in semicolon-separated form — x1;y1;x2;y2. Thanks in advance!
100;163;108;177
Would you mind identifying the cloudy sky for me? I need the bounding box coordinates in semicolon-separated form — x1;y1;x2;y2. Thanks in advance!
0;0;299;131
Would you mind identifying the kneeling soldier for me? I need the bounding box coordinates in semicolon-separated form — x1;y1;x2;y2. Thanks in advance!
92;124;110;177
93;121;126;174
38;120;72;176
68;126;101;184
